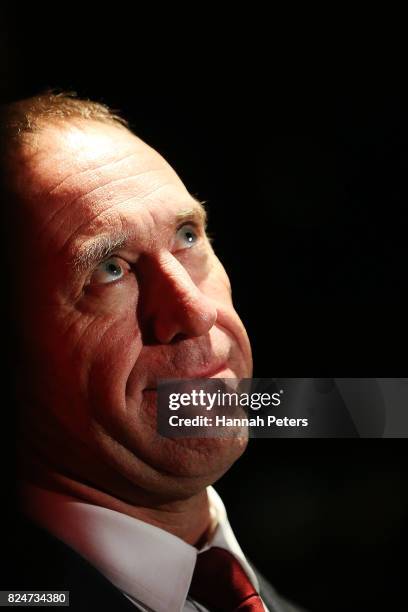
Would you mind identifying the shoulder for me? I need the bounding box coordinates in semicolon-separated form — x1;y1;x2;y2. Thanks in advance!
5;513;136;612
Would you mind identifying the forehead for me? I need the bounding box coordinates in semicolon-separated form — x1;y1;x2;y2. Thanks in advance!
16;120;197;248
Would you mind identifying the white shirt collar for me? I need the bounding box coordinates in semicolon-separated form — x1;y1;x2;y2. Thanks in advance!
20;483;260;612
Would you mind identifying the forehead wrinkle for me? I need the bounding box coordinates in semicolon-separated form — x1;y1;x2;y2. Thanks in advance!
44;149;146;198
38;166;165;241
41;174;173;259
73;168;167;209
62;182;172;250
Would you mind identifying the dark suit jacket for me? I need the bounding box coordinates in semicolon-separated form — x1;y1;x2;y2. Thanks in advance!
4;514;305;612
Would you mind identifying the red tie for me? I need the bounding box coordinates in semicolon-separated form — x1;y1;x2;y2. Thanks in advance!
189;546;265;611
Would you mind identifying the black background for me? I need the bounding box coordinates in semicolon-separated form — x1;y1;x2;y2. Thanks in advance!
2;11;408;611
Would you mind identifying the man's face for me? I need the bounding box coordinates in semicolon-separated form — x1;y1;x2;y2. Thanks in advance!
13;120;252;501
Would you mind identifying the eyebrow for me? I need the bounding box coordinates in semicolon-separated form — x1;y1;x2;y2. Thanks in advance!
71;199;207;275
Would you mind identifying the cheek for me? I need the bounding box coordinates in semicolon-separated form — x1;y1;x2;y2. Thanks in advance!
30;279;143;406
73;284;143;415
74;287;142;388
86;321;142;415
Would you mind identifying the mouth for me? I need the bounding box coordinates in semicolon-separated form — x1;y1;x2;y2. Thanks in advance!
143;361;229;392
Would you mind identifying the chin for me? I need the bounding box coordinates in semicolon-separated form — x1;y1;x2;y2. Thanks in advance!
154;431;248;477
139;413;247;476
137;434;249;501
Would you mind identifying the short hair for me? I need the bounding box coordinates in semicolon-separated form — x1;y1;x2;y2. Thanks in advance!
0;90;128;144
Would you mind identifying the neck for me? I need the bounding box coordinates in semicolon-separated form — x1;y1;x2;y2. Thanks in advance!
18;446;214;546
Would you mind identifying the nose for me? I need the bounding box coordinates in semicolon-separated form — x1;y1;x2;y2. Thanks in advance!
137;252;218;344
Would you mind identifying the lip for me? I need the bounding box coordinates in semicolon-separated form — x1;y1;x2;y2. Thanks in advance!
143;361;229;392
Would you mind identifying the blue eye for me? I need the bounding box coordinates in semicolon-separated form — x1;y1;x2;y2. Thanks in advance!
175;224;198;250
90;257;129;285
